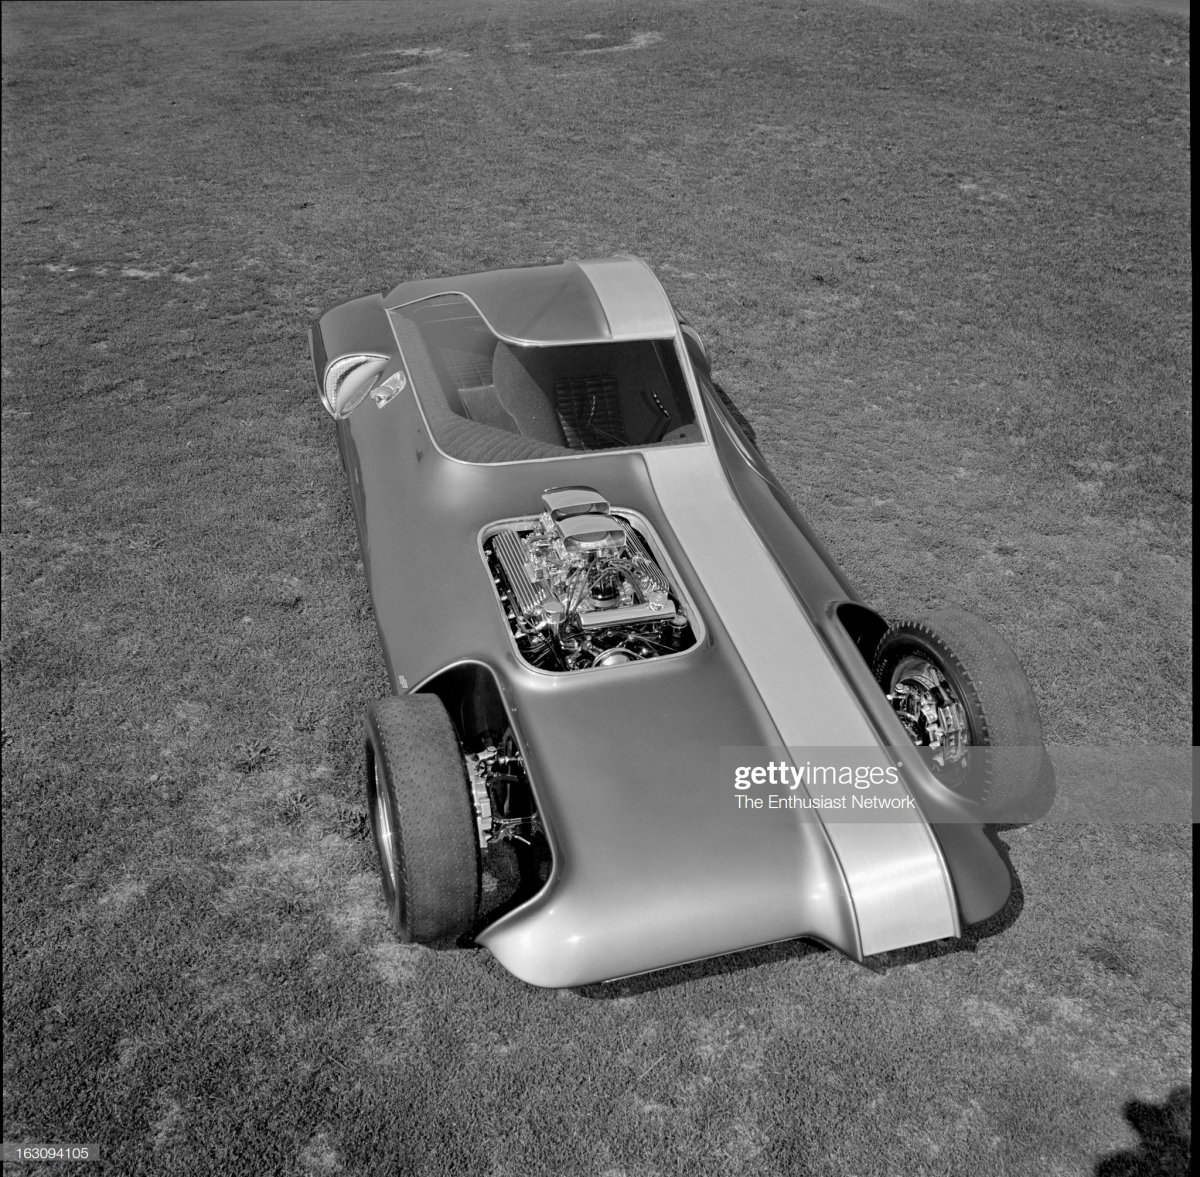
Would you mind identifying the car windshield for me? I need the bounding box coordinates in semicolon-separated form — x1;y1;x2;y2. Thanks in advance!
387;295;701;462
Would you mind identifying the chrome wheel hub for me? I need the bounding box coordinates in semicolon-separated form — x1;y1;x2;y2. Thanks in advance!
887;655;970;771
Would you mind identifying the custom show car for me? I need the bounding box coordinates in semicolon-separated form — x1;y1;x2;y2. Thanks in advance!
308;257;1046;988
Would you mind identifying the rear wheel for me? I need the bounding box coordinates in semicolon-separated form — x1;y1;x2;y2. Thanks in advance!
872;608;1047;814
365;694;480;944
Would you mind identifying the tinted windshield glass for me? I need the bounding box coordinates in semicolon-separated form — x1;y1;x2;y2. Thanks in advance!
388;295;700;462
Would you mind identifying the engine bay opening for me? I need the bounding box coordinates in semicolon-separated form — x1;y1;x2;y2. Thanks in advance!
482;487;700;673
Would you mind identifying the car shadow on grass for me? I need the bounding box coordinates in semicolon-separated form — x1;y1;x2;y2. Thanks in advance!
863;825;1026;971
1093;1086;1191;1177
859;754;1053;972
573;937;830;998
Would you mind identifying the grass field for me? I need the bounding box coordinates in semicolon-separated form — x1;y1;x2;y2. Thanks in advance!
1;1;1191;1174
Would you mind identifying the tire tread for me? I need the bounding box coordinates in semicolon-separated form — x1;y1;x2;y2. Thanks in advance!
366;694;480;944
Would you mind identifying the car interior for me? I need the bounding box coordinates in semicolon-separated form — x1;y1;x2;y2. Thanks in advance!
387;296;701;463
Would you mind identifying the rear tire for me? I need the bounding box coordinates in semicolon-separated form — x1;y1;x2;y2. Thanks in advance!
872;608;1048;815
365;694;480;944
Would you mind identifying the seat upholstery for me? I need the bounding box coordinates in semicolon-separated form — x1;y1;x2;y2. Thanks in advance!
491;343;569;447
434;413;572;463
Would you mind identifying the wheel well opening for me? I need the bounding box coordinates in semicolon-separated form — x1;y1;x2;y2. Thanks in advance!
418;663;511;753
415;664;554;917
836;602;890;669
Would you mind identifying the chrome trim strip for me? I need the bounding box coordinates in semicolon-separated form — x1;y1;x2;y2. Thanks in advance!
390;291;617;349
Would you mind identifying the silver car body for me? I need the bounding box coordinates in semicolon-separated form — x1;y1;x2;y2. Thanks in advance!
311;257;1011;987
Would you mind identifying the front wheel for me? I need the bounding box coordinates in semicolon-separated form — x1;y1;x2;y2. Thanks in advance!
872;608;1048;815
365;694;481;944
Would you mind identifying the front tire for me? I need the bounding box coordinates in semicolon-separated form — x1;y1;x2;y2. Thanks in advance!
872;608;1047;814
365;694;480;944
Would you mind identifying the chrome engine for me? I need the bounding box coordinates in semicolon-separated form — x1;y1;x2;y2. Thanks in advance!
484;487;697;672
